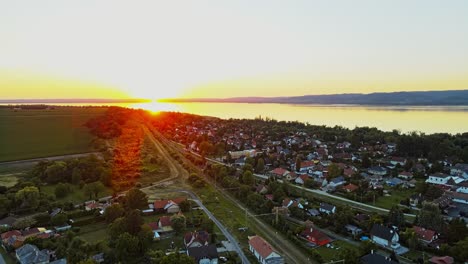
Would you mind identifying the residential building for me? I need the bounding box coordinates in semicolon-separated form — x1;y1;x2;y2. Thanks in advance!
300;227;332;246
342;183;358;193
15;244;49;264
319;203;336;215
184;231;210;248
370;224;399;248
426;173;451;185
368;166;387;176
328;176;345;188
456;181;468;193
158;216;173;232
361;251;398;264
413;226;437;243
187;244;219;264
429;256;454;264
248;236;284;264
398;171;413;180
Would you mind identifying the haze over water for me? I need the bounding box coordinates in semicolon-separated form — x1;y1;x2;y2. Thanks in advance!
7;102;466;135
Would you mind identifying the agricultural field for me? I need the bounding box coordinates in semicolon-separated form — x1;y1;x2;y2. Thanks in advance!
0;107;107;162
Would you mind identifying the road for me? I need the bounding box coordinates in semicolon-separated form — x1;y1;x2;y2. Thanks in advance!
140;187;251;264
0;152;101;166
183;150;417;218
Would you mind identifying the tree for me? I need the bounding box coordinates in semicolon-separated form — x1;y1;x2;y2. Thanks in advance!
362;154;371;168
327;163;342;180
179;200;191;213
242;171;255;186
89;181;105;198
67;237;88;264
160;252;195;264
147;250;165;264
124;188;148;210
125;209;143;235
360;240;377;255
55;183;70;198
104;204;125;223
16;186;40;209
51;213;68;226
199;141;214;156
115;232;140;261
109;217;127;240
170;214;186;234
388;206;405;228
417;202;445;232
255;158;265;173
138;224;154;253
295;156;301;172
45;161;67;184
447;218;468;244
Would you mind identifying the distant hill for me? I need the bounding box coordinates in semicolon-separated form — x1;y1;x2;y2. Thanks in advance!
162;90;468;105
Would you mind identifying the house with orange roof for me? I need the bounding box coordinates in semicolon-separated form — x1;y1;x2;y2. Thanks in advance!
248;235;284;264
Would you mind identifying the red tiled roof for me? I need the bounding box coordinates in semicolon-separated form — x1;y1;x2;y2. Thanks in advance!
159;216;172;227
154;200;170;209
413;226;436;241
1;230;21;240
172;197;187;205
300;228;332;245
300;161;315;168
148;222;159;230
429;256;454;264
248;236;275;259
343;183;358;192
270;168;288;175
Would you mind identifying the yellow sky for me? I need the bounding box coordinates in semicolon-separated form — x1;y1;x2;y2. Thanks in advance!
1;1;468;100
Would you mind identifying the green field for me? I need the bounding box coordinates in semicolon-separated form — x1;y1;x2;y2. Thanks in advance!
0;107;107;162
41;183;113;204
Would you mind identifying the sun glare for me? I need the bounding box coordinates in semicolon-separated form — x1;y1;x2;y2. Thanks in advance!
130;101;181;114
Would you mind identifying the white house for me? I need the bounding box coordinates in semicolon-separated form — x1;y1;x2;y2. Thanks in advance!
248;236;284;264
328;176;345;188
390;157;406;166
450;163;468;178
456;181;468;194
319;203;336;215
368;166;387;176
370;224;399;248
425;173;451;185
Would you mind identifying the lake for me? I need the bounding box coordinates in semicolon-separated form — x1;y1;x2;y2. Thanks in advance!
3;102;468;134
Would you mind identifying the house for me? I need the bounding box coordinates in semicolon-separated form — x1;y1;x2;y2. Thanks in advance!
429;256;454;264
361;251;398;264
451;192;468;204
328;176;345;188
187;244;219;264
269;168;290;178
1;230;25;248
343;167;356;177
255;184;268;194
413;226;437;243
295;161;315;173
342;183;358;193
398;171;413;180
410;194;423;207
456;181;468;193
15;244;49;264
345;224;362;236
294;175;309;185
153;197;186;213
184;231;210;248
300;227;332;246
158;216;173;232
368;166;387;176
0;216;17;228
370;224;399;248
385;178;403;187
307;209;320;217
319;203;336;215
390;157;406;166
450;163;468;178
426;173;451;185
248;235;284;264
147;222;161;240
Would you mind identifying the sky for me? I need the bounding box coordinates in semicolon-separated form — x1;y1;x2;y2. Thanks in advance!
1;0;468;100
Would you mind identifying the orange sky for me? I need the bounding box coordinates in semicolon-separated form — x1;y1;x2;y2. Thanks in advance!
1;1;467;100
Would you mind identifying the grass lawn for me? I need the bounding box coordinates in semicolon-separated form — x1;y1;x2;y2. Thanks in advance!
374;188;415;209
41;183;113;204
313;240;357;262
0;173;21;187
77;221;109;243
0;107;107;162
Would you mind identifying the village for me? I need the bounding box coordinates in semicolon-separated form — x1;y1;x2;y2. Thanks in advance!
152;114;468;264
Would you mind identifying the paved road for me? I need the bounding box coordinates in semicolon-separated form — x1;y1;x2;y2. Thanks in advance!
141;188;250;264
184;150;417;218
0;152;101;166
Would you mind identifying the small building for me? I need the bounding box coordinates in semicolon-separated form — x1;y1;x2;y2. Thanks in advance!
426;173;451;185
368;166;387;176
456;181;468;194
158;216;173;232
361;251;398;264
15;244;49;264
187;244;219;264
345;224;363;236
342;183;358;193
300;227;332;246
370;224;399;248
429;256;454;264
307;209;320;217
398;171;413;180
413;226;437;244
248;236;284;264
184;231;210;248
319;203;336;215
329;176;346;188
